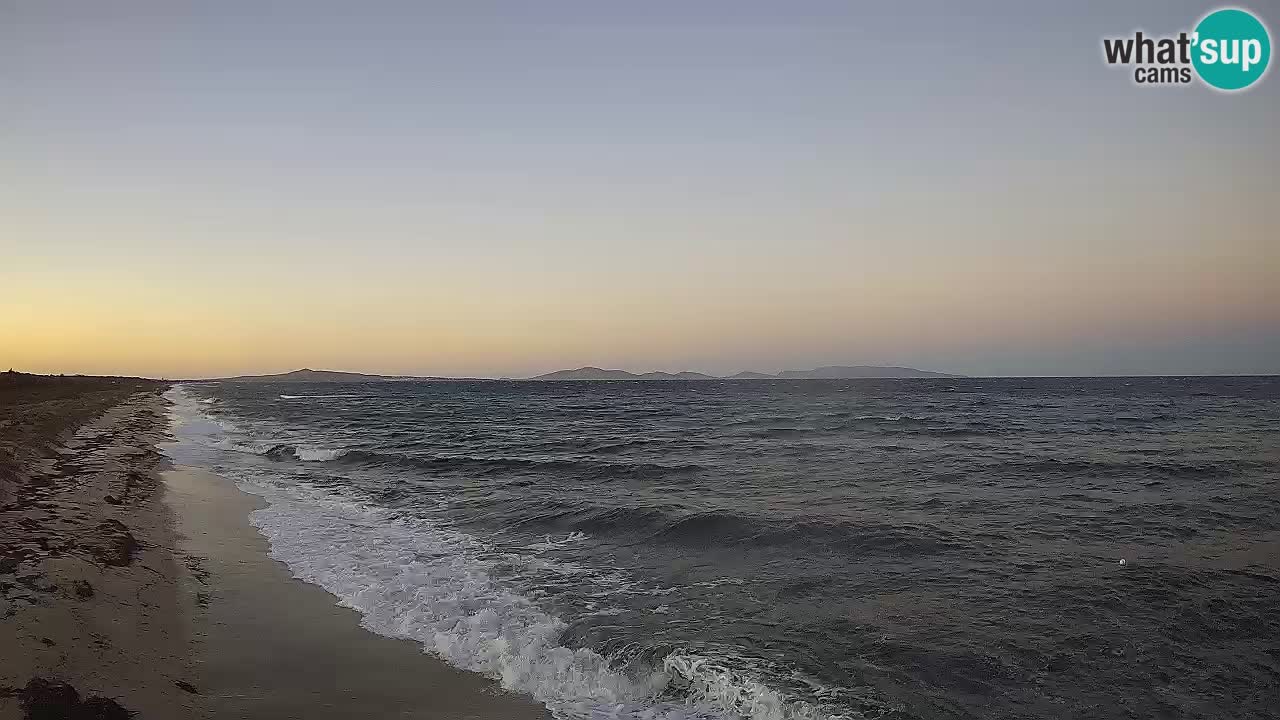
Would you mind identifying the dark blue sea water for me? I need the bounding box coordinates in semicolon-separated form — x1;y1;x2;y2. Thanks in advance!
164;377;1280;720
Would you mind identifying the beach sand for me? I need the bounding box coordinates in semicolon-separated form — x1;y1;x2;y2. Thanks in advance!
0;375;548;719
1;376;191;719
166;464;549;719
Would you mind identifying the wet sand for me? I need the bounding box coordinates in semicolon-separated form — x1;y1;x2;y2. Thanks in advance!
165;464;550;719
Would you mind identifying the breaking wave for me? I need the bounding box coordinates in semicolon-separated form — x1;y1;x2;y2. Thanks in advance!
164;386;849;720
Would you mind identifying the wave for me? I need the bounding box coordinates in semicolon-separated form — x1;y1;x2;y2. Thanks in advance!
227;471;841;720
664;653;886;720
522;437;708;455
170;388;706;479
922;427;1002;437
983;457;1249;481
235;482;669;718
210;440;351;462
164;385;856;719
665;515;956;554
251;446;706;480
164;394;352;464
294;447;351;461
743;415;999;439
746;427;817;439
362;451;704;480
504;500;957;554
183;431;703;480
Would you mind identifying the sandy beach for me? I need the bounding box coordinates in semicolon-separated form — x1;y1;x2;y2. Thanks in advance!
0;375;547;720
1;375;190;719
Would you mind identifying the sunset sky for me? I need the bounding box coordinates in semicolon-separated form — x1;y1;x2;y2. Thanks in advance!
4;1;1278;378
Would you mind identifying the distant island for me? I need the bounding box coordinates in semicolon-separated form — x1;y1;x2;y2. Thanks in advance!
528;365;959;380
213;369;403;383
531;368;718;381
207;365;960;383
210;368;462;383
776;365;959;379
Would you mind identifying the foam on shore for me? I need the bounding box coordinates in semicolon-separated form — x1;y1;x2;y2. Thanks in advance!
165;385;849;720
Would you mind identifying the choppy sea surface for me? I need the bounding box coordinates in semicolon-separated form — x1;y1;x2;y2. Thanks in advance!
162;377;1280;719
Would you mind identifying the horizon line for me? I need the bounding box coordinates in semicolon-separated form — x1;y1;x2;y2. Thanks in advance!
7;368;1279;382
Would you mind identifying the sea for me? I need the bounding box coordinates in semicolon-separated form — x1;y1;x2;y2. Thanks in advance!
161;377;1280;720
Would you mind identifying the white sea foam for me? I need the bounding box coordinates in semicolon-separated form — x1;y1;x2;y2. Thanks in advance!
243;492;686;719
663;655;863;720
526;531;591;551
163;385;852;720
166;390;350;463
206;440;350;462
293;446;350;461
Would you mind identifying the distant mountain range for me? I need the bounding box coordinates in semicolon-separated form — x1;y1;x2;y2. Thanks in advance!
528;365;959;380
210;365;959;383
214;368;429;383
530;367;718;381
776;365;958;379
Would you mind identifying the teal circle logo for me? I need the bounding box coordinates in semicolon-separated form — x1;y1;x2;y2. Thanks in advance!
1192;8;1271;90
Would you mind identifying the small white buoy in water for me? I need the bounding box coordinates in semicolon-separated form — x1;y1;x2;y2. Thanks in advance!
1118;558;1127;566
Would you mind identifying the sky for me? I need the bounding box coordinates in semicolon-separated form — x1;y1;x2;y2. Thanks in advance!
3;1;1278;378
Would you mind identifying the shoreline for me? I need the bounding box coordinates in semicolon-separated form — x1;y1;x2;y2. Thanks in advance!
164;463;549;719
1;379;548;719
